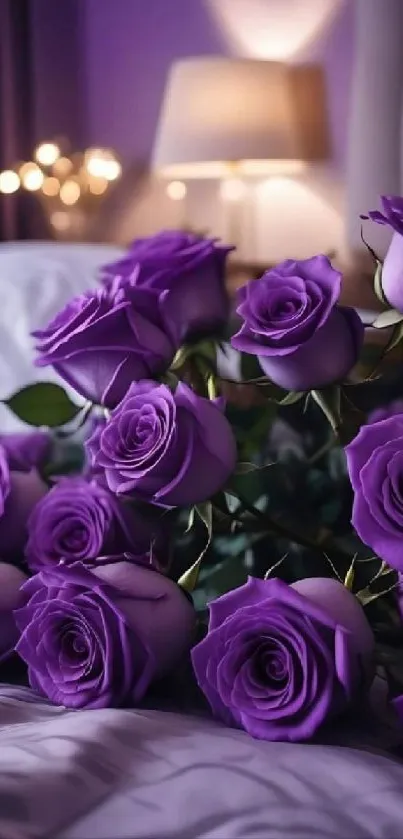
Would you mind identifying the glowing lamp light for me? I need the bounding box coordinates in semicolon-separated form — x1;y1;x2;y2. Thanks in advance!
0;170;20;194
20;163;44;191
219;178;246;202
153;59;328;179
35;142;60;167
59;180;81;206
206;0;340;61
166;180;187;200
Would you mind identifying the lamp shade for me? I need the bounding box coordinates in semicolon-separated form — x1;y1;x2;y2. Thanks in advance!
153;57;328;178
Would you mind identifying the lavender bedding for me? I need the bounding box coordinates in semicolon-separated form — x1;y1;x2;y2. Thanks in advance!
0;685;401;839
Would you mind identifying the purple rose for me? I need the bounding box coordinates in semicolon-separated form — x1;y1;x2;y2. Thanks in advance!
378;232;403;312
368;399;403;425
26;476;167;572
0;431;51;472
0;444;47;559
33;285;175;407
86;380;237;507
102;230;233;343
191;576;373;742
361;196;403;311
231;256;364;391
15;561;196;709
361;195;403;235
0;563;28;662
346;414;403;570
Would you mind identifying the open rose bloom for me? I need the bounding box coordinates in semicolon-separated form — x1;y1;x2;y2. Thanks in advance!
192;577;374;742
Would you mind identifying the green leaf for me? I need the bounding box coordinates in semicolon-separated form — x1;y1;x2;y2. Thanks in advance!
171;339;217;372
278;390;304;406
311;386;341;434
178;501;213;593
3;382;82;428
177;556;203;594
371;308;403;329
195;501;213;541
383;321;403;354
343;557;355;591
185;507;195;534
357;581;399;607
373;261;388;305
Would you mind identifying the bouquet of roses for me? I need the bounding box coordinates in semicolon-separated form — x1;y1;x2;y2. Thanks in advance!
2;196;403;743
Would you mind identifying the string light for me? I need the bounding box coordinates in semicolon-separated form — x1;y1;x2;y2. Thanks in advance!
50;211;71;231
103;159;121;181
42;177;60;197
89;176;108;195
166;180;187;200
53;157;73;177
0;170;20;194
35;142;60;167
1;142;122;237
59;179;81;206
20;163;44;191
85;148;121;181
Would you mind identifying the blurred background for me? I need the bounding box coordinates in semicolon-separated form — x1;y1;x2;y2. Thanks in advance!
1;0;403;309
1;0;403;612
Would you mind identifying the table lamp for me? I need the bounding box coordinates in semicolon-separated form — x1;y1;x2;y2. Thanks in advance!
152;57;328;246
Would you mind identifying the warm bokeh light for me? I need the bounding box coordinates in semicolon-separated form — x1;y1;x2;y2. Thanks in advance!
0;170;20;194
59;179;81;206
20;163;44;191
166;180;187;200
53;156;73;177
103;159;122;181
42;177;60;197
206;0;340;60
50;211;71;231
85;148;121;181
220;178;247;202
35;142;60;167
88;176;108;195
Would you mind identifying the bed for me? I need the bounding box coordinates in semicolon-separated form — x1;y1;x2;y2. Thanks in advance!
0;684;403;839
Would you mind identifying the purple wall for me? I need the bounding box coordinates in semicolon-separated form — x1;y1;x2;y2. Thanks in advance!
81;0;354;170
303;0;355;170
82;0;229;163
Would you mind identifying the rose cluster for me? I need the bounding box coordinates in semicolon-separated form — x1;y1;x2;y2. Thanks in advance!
346;195;403;573
1;216;401;742
0;231;238;711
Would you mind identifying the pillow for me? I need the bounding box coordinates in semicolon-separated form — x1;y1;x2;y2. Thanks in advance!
0;242;123;430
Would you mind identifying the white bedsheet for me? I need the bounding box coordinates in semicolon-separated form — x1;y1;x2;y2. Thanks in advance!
0;686;403;839
0;242;122;430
